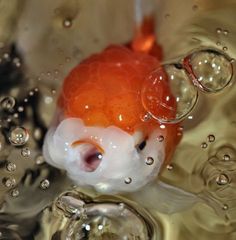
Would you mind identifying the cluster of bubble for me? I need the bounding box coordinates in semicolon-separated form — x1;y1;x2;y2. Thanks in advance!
198;145;236;215
141;49;233;123
54;192;153;240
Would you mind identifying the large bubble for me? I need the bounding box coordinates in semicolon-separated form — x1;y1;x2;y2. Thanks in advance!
141;64;198;123
184;49;233;93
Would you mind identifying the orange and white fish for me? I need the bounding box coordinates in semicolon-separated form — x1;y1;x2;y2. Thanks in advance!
43;16;181;193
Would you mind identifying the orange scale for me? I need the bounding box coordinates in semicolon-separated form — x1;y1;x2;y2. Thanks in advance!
106;92;144;133
62;65;91;99
97;64;132;96
81;109;111;127
65;87;106;118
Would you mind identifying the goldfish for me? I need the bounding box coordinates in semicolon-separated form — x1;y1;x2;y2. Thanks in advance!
43;16;181;193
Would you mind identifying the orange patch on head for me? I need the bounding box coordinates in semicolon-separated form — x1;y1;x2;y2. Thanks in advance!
59;46;169;133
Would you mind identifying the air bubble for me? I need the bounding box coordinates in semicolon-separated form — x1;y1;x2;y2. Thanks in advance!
222;204;229;210
9;127;29;146
201;142;208;149
17;106;24;112
166;164;173;171
21;148;31;157
157;135;164;142
186;49;233;93
145;157;154;165
141;64;198;123
3;177;16;188
223;154;230;161
3;53;9;60
223;30;229;35
63;18;73;28
0;96;15;111
40;179;50;189
216;28;222;34
29;91;34;96
35;155;45;165
13;58;21;67
6;162;16;172
216;173;229;186
11;189;19;197
208;134;215;143
124;177;132;184
223;46;228;52
141;113;151;122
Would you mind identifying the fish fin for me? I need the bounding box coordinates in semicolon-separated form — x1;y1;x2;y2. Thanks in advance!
133;181;200;214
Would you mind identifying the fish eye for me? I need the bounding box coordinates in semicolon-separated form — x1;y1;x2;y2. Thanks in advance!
136;140;147;151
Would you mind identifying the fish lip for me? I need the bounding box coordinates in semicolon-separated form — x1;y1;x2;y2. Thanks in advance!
71;139;104;172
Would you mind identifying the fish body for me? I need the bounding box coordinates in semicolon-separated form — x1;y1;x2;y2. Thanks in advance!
43;17;181;193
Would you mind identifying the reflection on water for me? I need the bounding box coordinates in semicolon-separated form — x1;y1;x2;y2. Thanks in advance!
0;0;236;239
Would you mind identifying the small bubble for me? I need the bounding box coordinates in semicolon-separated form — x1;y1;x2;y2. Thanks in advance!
34;87;39;92
17;106;24;112
85;224;91;231
34;128;43;141
160;124;166;129
216;28;222;34
0;96;15;111
216;173;229;186
13;113;19;119
21;148;31;157
157;135;164;142
119;203;125;210
201;142;208;149
208;134;215;143
222;204;229;210
29;91;34;96
40;179;50;189
223;30;229;35
35;155;45;165
223;154;230;161
167;164;173;171
13;57;21;67
98;225;103;230
44;96;53;104
24;98;28;103
145;157;154;165
124;177;132;184
6;162;16;172
3;177;16;188
11;189;19;197
223;46;228;51
63;18;73;28
9;127;29;146
51;89;56;94
216;41;221;46
3;53;9;60
141;113;151;122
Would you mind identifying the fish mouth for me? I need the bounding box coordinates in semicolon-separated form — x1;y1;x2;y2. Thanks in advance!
71;139;104;172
